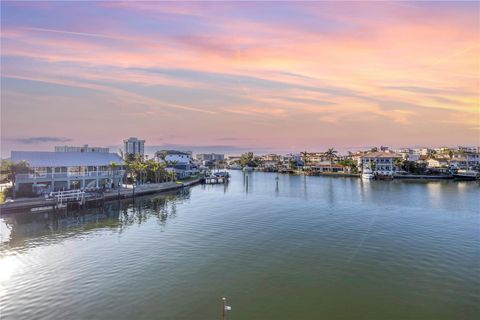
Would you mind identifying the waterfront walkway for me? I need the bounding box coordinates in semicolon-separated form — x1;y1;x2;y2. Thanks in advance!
0;178;202;213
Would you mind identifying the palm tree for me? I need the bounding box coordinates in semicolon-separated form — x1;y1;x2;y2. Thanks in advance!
0;160;30;199
394;157;404;172
448;149;454;160
135;161;148;185
289;159;297;170
167;170;177;182
325;148;338;171
159;162;168;182
146;159;163;184
300;151;309;167
325;148;338;164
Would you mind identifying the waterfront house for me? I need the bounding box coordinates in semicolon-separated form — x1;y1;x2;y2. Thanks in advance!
155;150;196;179
155;150;192;164
282;154;304;168
451;151;480;169
11;151;125;194
358;152;401;174
450;157;469;170
226;155;241;166
426;158;449;168
302;152;330;166
309;164;345;174
395;148;421;162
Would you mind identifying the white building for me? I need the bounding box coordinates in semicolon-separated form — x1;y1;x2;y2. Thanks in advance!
413;148;431;156
395;148;422;162
123;137;145;159
196;153;225;163
11;151;125;194
55;144;109;153
155;150;196;179
426;158;449;168
358;152;402;174
226;155;241;165
458;146;480;153
155;150;192;164
451;153;480;169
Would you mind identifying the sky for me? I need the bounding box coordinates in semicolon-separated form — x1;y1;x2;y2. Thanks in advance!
1;1;479;157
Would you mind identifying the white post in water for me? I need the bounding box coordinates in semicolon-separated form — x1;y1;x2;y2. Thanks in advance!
221;297;232;320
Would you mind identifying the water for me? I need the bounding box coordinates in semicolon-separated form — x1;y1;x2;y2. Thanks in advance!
1;171;479;320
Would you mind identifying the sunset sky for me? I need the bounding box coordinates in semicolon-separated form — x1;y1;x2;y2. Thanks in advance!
1;1;479;157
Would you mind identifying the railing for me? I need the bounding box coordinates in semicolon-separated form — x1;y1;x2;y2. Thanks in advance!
16;170;126;181
49;189;85;205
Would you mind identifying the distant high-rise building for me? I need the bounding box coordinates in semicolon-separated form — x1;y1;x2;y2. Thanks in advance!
55;144;109;153
123;137;145;159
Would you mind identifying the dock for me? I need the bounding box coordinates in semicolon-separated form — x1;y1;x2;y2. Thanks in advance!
202;171;230;184
0;178;202;214
203;176;229;184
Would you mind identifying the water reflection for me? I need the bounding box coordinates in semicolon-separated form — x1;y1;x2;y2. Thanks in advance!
0;172;478;320
0;189;191;253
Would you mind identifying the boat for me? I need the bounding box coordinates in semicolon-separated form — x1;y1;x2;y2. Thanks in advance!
361;169;375;179
203;175;229;184
453;169;479;181
243;166;254;172
214;171;230;179
376;171;394;180
376;174;394;180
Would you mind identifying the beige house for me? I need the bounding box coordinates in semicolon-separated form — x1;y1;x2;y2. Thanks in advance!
358;152;401;174
426;158;449;168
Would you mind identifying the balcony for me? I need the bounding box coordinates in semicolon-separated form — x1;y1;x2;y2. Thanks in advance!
16;170;126;182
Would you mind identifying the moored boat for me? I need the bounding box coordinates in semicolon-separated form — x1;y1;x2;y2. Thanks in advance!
453;169;479;181
361;169;375;179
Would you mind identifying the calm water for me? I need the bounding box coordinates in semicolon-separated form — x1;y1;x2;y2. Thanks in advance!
1;171;479;320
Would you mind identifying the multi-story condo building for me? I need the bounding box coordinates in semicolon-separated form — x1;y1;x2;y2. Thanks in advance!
11;151;125;194
358;151;402;174
123;137;145;159
55;144;109;153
